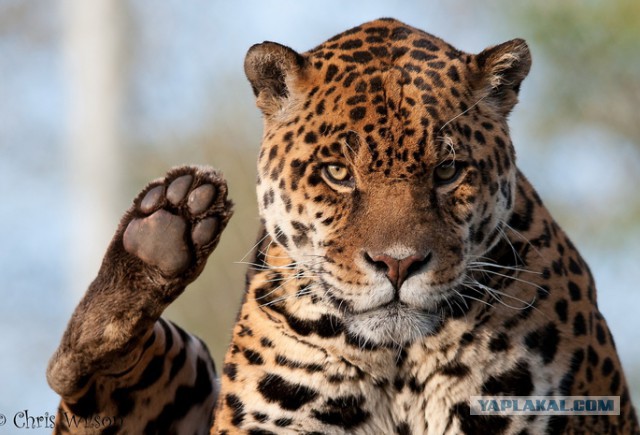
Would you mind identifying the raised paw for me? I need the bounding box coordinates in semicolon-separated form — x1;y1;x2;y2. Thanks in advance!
122;166;233;277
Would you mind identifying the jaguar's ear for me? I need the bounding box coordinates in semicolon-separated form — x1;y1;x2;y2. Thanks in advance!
475;39;531;117
244;41;307;117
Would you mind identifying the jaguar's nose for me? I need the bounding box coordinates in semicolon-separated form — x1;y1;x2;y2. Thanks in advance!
364;251;431;290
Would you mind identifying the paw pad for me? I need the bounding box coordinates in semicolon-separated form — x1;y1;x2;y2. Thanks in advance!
139;185;165;213
192;217;219;246
123;210;189;275
122;166;232;277
167;175;193;205
188;185;216;214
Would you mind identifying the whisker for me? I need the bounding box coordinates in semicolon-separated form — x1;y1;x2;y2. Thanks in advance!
468;260;541;275
234;257;326;270
254;273;307;301
258;285;323;308
439;94;488;132
496;225;525;267
455;285;494;308
467;267;548;295
501;220;543;259
238;230;272;263
466;279;538;312
435;135;457;164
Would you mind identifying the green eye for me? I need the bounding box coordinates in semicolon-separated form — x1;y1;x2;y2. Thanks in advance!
434;161;460;184
322;164;353;185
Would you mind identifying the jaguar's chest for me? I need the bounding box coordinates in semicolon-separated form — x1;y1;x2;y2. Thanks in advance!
325;322;559;435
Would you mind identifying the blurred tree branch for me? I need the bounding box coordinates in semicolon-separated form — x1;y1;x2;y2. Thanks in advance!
0;0;57;44
512;1;640;145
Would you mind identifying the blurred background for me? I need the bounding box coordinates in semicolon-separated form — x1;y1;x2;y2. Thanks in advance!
0;0;638;423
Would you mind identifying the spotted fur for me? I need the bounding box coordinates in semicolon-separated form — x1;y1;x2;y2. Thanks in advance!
216;18;639;434
49;19;638;435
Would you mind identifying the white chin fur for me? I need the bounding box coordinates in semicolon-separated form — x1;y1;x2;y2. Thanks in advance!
345;304;442;347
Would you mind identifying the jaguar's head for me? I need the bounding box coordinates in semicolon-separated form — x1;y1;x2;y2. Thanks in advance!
245;19;531;346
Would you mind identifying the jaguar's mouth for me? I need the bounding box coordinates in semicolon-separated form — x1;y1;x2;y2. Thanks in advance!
348;299;422;316
318;272;478;347
344;301;444;346
330;274;462;313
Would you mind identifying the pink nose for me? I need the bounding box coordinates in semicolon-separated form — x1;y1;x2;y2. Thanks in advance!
365;252;431;290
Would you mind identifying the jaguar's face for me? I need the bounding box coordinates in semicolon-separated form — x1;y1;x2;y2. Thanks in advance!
248;19;530;345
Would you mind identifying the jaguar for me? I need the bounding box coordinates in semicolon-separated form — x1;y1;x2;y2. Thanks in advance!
48;18;639;434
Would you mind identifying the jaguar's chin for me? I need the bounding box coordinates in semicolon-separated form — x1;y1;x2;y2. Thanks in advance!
344;302;443;347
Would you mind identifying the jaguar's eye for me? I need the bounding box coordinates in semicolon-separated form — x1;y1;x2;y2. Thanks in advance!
434;161;461;184
322;164;353;185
